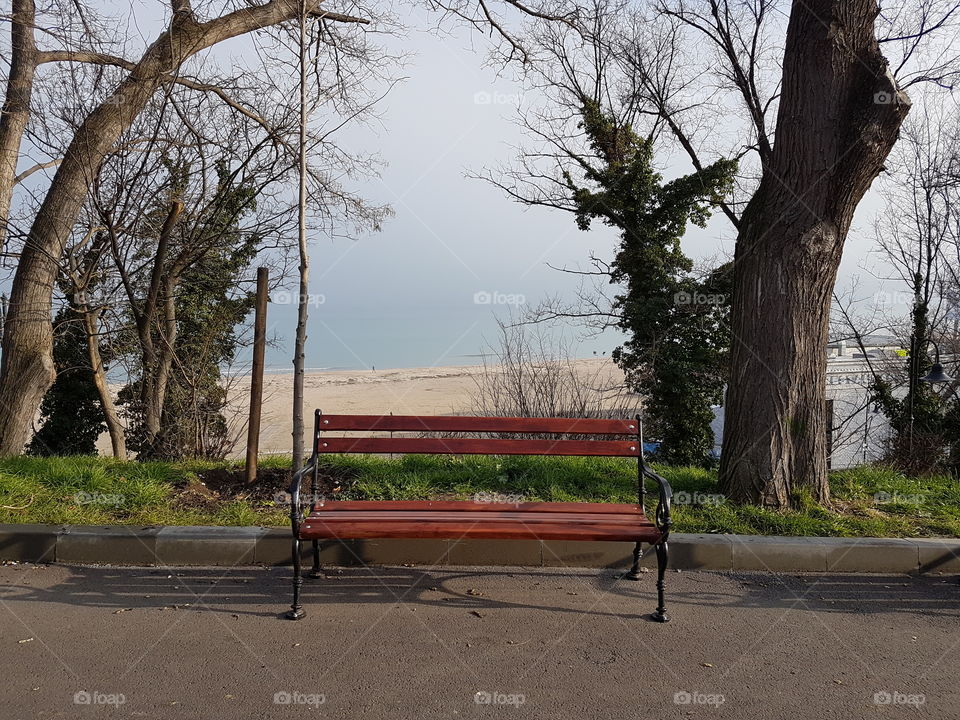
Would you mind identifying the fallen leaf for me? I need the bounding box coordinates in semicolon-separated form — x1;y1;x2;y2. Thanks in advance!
470;610;484;618
17;638;34;644
701;663;714;668
114;608;133;614
467;588;483;596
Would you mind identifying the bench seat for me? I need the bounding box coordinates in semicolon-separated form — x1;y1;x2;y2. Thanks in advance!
299;500;661;542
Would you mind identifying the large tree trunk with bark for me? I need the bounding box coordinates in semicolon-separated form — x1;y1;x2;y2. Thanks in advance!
719;0;910;507
0;1;333;456
0;0;36;250
0;2;45;450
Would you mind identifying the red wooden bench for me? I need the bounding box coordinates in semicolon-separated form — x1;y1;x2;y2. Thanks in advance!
285;411;673;621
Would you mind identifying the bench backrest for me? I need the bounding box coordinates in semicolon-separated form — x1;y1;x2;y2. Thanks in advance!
312;413;642;457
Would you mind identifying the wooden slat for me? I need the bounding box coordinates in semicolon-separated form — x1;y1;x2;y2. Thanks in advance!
306;511;644;525
317;414;637;435
312;501;645;515
317;436;640;457
300;501;660;542
299;517;659;542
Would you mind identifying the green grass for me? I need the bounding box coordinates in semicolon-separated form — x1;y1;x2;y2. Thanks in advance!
0;454;958;537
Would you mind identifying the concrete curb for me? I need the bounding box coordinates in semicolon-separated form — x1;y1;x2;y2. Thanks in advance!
1;524;958;573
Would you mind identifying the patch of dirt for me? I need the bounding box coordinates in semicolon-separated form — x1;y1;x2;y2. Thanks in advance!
193;467;293;504
171;463;359;511
174;476;223;512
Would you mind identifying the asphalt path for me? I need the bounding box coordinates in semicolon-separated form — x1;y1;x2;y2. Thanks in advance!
1;563;957;719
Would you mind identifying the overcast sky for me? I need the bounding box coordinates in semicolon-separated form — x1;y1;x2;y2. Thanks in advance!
256;7;891;370
3;2;900;371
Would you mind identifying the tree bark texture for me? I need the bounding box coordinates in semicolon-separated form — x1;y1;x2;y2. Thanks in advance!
719;0;910;506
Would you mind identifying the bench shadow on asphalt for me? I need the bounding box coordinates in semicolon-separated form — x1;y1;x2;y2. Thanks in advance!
2;564;957;621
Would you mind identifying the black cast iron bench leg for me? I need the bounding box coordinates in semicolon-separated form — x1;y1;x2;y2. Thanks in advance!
626;541;643;580
286;537;306;620
309;540;322;578
651;540;669;622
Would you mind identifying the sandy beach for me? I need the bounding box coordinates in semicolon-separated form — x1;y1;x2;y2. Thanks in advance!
93;358;627;457
227;358;626;455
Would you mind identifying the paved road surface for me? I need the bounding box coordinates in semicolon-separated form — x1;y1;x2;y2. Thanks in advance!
1;563;957;719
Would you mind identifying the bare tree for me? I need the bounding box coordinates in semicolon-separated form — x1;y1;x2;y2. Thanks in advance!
62;228;128;459
0;0;375;455
473;318;641;420
293;1;311;471
0;0;588;456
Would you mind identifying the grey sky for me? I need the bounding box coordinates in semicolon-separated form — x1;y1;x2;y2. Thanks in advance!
2;1;903;371
262;10;892;370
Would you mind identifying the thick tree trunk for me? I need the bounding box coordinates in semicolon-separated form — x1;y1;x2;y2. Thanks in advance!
0;1;331;456
0;1;43;453
719;0;910;507
0;0;36;250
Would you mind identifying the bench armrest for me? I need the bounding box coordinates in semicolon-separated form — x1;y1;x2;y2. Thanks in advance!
288;456;318;535
641;464;672;543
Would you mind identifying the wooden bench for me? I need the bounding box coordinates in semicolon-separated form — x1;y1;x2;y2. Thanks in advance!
285;411;673;621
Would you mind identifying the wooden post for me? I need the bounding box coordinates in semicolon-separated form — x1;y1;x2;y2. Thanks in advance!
245;267;269;485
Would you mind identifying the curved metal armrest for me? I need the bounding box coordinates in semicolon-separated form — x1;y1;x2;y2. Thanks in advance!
288;457;318;534
641;465;672;542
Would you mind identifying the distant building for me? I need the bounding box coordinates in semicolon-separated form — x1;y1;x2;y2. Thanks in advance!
710;335;907;469
824;336;903;469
